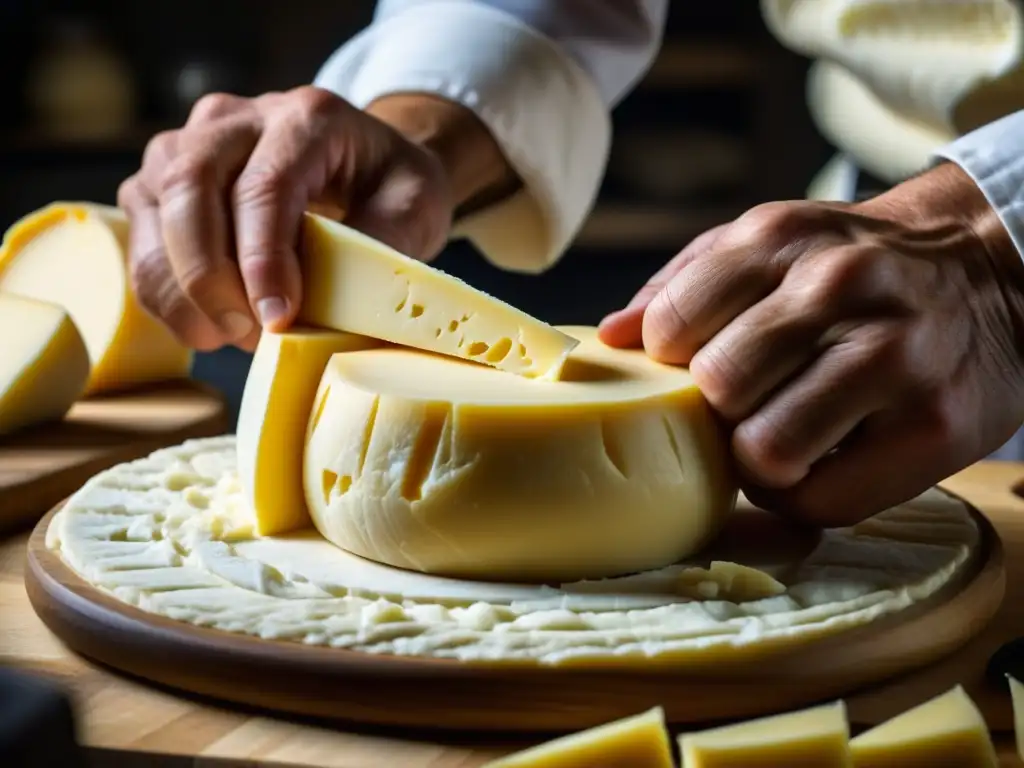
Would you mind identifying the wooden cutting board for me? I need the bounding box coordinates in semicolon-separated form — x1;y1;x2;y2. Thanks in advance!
0;380;228;535
3;462;1024;766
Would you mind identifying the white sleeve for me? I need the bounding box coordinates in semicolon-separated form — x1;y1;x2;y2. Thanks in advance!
933;109;1024;261
314;0;668;273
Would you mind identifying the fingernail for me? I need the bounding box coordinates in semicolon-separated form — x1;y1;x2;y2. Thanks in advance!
257;297;289;327
220;311;255;340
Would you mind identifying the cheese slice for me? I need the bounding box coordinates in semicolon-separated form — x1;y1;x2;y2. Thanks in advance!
297;213;579;379
849;685;996;767
303;325;736;581
1010;675;1024;761
0;293;90;436
236;327;383;536
678;700;851;767
482;707;673;767
676;561;786;601
0;202;193;395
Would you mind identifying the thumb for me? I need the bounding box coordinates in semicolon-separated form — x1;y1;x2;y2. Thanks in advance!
343;162;451;262
598;223;730;348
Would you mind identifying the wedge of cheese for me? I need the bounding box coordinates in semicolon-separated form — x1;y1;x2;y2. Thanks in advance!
1010;675;1024;761
236;327;383;536
303;325;736;581
482;707;673;767
850;685;997;767
0;293;90;436
678;700;851;767
0;202;192;395
297;213;579;379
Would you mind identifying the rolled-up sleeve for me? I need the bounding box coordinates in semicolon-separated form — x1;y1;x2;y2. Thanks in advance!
934;110;1024;261
314;0;668;273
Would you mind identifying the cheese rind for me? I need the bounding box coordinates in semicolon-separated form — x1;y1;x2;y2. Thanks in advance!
236;327;383;536
297;213;579;379
678;700;852;767
303;325;737;582
482;707;674;767
850;685;997;767
0;293;91;435
0;202;193;395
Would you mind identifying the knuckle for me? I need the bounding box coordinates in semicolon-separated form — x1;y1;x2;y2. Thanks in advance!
690;344;746;417
117;176;144;209
732;418;805;489
176;262;221;305
189;92;241;122
233;167;290;209
159;155;216;198
290;85;344;120
730;201;809;248
141;130;179;171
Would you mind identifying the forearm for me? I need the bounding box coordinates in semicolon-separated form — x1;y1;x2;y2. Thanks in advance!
365;92;520;220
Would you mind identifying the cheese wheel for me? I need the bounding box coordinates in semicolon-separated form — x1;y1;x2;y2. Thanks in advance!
0;202;193;395
303;325;737;582
297;213;579;379
483;707;673;767
0;293;91;436
236;327;383;536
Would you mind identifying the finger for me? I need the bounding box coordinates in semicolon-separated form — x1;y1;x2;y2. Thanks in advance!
232;113;328;331
731;321;908;489
157;118;261;345
640;202;825;365
119;179;224;350
743;405;969;527
599;223;729;349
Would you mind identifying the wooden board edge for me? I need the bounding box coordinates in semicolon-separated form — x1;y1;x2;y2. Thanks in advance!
24;492;1005;734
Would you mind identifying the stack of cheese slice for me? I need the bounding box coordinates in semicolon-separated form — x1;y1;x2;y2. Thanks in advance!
237;214;738;582
480;685;1000;767
0;202;193;434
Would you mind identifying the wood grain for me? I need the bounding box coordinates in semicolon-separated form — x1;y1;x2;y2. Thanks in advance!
3;461;1024;766
0;380;228;536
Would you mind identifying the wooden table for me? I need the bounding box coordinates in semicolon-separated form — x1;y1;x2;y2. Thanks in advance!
3;462;1024;766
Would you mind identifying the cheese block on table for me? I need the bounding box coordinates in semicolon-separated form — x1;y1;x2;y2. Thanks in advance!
678;700;852;766
297;213;579;379
236;327;382;535
0;293;90;436
303;325;737;582
849;685;996;767
0;202;192;395
482;707;673;767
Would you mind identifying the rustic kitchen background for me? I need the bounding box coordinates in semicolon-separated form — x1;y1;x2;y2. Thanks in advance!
0;0;833;421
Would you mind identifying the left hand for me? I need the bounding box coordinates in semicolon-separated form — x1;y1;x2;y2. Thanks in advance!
599;163;1024;525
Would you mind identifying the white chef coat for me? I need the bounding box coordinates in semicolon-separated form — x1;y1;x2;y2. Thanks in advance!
313;0;1024;457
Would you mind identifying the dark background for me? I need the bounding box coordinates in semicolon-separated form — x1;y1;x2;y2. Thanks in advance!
0;0;833;422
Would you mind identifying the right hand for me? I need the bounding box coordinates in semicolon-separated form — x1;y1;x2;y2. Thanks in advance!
118;86;453;352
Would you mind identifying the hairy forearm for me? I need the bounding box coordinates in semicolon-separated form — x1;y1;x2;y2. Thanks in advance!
366;92;521;220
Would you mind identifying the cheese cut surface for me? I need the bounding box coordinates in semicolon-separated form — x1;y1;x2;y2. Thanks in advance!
297;213;579;379
236;327;383;536
482;707;673;767
850;685;997;767
46;436;980;666
0;202;192;394
0;293;90;436
1010;675;1024;761
303;325;737;581
678;700;852;767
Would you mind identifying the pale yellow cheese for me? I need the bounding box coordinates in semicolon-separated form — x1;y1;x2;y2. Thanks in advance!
676;561;786;601
482;707;673;768
0;293;91;435
678;700;851;767
0;202;192;395
850;685;996;767
297;213;579;379
303;325;736;582
1010;675;1024;761
236;327;382;536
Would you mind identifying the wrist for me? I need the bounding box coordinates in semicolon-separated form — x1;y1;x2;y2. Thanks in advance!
366;92;520;219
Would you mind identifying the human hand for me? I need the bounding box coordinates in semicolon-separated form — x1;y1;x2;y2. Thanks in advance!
599;163;1024;525
118;86;453;352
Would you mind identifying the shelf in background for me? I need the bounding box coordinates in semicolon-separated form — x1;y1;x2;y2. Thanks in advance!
575;203;743;249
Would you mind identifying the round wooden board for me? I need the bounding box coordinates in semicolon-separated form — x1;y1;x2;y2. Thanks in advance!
25;495;1006;734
